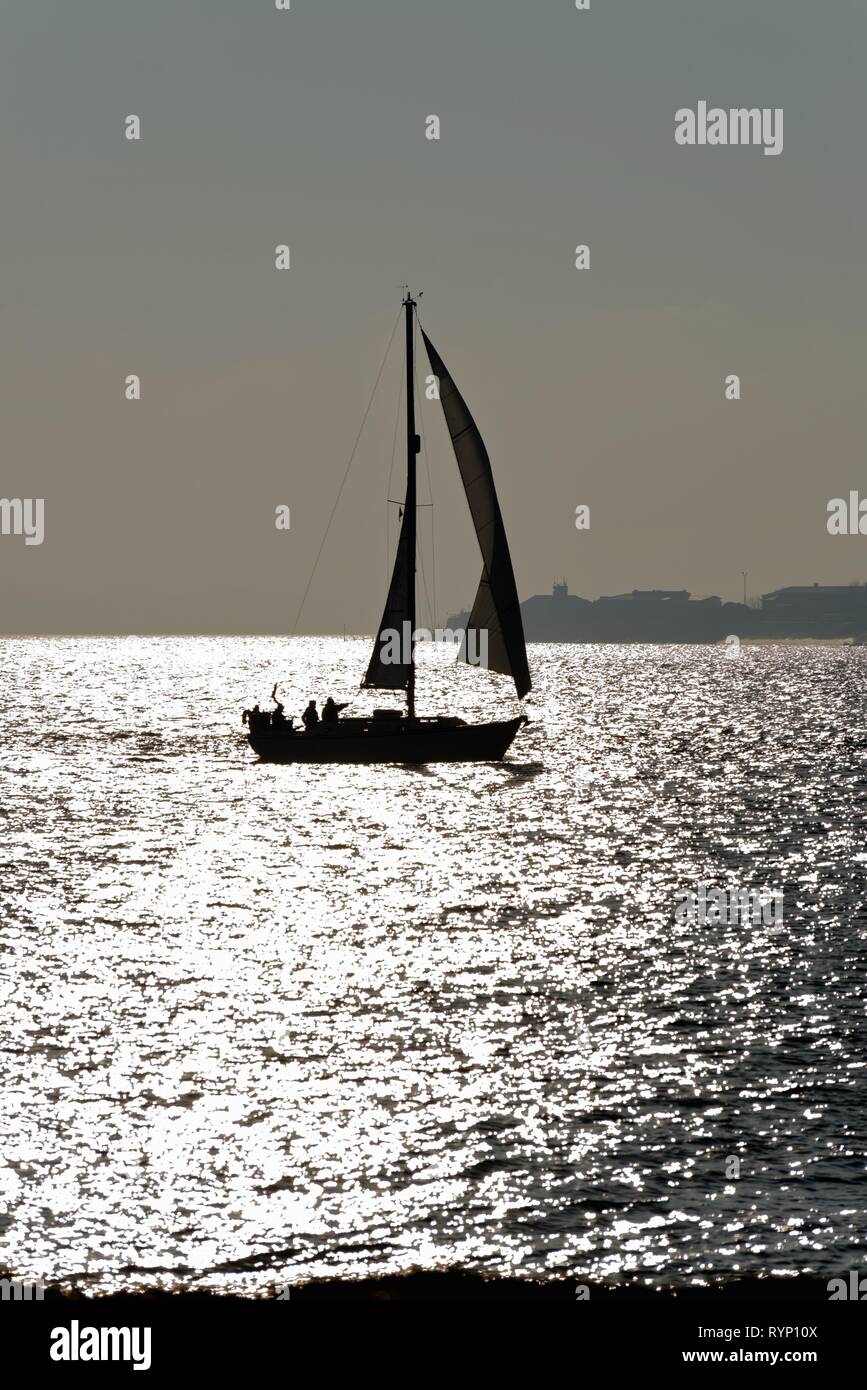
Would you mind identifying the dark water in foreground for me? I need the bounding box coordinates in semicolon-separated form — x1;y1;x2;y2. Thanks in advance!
1;638;865;1294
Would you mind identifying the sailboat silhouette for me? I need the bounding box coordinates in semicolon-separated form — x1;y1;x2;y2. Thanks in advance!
245;291;530;763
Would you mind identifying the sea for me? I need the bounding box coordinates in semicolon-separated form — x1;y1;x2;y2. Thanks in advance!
1;637;865;1295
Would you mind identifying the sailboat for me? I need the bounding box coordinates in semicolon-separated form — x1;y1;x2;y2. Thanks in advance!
245;290;531;763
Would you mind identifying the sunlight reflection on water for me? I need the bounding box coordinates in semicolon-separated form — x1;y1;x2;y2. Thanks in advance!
0;637;865;1292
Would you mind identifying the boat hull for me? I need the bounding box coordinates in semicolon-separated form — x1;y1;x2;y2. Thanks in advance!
247;715;527;764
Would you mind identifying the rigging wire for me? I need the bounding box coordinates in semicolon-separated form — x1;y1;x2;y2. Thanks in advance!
290;307;402;636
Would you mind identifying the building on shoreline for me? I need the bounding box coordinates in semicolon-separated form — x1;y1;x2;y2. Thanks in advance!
447;581;867;643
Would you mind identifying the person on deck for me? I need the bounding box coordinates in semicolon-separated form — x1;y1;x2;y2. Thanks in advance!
269;683;291;728
243;703;268;732
302;700;319;730
322;697;348;724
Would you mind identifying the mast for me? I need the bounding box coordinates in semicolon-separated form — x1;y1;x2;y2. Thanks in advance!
360;290;421;699
404;290;418;719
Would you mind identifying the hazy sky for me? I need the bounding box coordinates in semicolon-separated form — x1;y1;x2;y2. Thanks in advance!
1;0;865;633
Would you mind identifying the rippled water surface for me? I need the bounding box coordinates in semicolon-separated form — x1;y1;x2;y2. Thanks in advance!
1;637;866;1293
